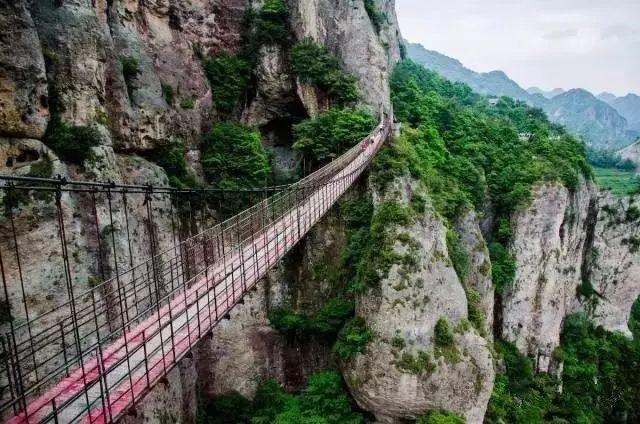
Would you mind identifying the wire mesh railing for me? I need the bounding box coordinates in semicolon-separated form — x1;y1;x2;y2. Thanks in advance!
0;116;391;423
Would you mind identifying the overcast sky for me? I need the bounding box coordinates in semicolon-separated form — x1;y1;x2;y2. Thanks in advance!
396;0;640;96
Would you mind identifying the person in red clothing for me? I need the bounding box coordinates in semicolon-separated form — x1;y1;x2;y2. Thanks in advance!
361;137;370;150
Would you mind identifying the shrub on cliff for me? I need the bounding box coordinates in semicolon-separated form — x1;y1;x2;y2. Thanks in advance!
45;120;100;165
488;242;516;294
147;143;197;188
292;108;375;164
269;299;354;336
199;372;364;424
334;317;372;360
120;55;141;98
364;0;385;34
204;53;250;114
417;409;465;424
253;0;290;46
201;121;270;190
290;39;359;105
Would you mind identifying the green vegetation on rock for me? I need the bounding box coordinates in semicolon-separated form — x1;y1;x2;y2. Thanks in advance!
363;0;385;34
290;38;359;105
201;122;270;190
334;317;373;360
45;120;100;165
251;0;290;47
293;108;375;164
180;97;195;109
204;0;290;115
349;201;413;293
120;55;141;98
198;371;364;424
433;318;460;363
268;299;354;336
417;409;465;424
27;157;53;179
577;279;595;299
488;242;516;295
147;143;197;188
394;350;436;375
204;52;251;115
485;340;555;424
161;83;175;106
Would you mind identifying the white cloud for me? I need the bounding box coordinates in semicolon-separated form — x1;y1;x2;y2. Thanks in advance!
543;29;579;40
396;0;640;95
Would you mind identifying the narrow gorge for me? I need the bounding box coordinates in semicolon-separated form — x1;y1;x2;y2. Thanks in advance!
0;1;639;423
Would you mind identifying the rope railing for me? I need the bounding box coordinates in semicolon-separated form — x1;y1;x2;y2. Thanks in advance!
0;116;391;423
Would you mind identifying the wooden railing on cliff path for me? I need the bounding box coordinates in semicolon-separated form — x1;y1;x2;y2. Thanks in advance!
0;115;392;423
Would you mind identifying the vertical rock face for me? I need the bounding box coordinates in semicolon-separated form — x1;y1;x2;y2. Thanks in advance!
455;210;494;338
589;194;640;335
30;0;113;127
106;0;222;150
501;179;640;372
343;178;495;423
501;180;596;370
289;0;401;114
0;0;48;139
618;141;640;173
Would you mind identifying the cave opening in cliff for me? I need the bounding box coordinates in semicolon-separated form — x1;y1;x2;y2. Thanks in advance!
258;95;308;183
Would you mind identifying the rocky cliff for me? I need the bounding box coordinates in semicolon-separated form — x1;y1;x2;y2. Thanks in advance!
619;140;640;172
501;179;640;372
342;178;495;423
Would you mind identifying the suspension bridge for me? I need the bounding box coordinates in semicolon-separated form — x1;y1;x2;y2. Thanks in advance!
0;117;391;423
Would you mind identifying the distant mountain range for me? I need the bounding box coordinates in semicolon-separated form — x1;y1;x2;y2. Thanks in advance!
406;42;640;150
603;94;640;132
527;87;566;99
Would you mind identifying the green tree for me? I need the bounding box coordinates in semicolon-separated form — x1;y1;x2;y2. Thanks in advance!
201;122;270;189
290;39;359;105
293;108;375;164
204;53;250;114
334;317;372;360
417;409;465;424
297;371;363;424
254;0;290;46
45;120;100;165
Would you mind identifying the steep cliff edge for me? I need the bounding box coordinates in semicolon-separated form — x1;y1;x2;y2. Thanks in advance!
502;179;640;372
501;179;596;371
342;177;494;423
